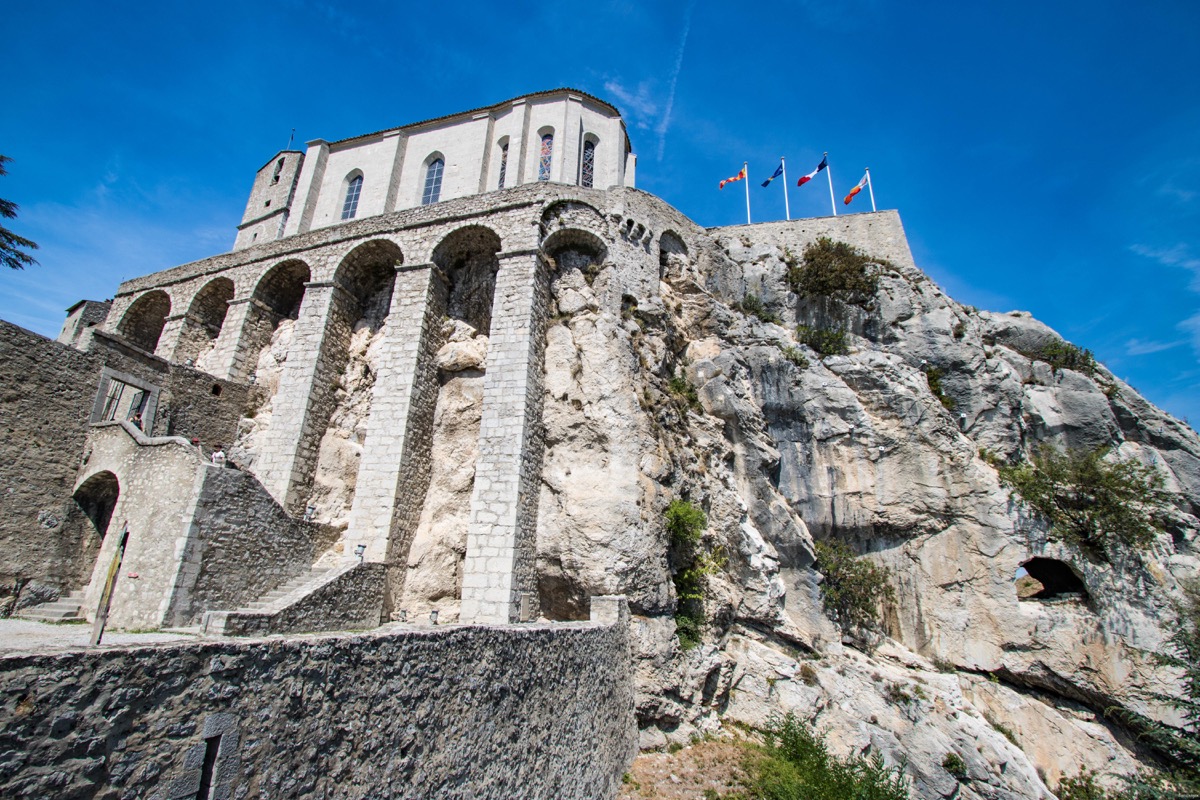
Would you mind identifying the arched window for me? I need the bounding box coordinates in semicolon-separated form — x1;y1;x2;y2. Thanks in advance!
497;142;509;189
422;157;444;205
580;138;597;188
538;132;554;181
272;157;285;184
341;174;362;220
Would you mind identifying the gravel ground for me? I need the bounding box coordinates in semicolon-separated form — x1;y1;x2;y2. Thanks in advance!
618;739;751;799
0;618;198;655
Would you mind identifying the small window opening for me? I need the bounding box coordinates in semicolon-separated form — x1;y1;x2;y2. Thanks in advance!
272;158;285;184
264;199;271;207
211;384;222;397
538;132;554;181
581;139;596;188
422;158;444;205
1016;557;1088;602
342;174;362;220
497;142;509;189
195;734;221;799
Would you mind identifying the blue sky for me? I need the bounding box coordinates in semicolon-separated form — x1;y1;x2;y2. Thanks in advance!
4;1;1199;424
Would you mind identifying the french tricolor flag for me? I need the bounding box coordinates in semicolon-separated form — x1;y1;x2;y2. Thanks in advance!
797;154;828;187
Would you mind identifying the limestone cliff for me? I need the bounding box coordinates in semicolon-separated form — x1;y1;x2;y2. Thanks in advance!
533;212;1200;798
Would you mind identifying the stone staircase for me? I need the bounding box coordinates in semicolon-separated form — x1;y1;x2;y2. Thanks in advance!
202;561;385;637
231;566;334;615
17;591;86;623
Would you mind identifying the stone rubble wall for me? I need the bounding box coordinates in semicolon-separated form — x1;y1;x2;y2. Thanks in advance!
0;603;636;800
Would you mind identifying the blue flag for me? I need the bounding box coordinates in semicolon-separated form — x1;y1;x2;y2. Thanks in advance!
761;162;784;187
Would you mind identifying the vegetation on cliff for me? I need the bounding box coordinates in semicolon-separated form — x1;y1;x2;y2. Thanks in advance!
786;237;885;309
994;445;1172;556
814;541;896;637
667;500;722;649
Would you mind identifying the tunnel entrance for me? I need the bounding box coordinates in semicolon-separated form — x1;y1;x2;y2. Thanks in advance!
1017;557;1088;602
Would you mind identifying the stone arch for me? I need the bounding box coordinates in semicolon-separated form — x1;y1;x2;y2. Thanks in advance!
253;259;311;319
301;239;402;526
542;227;609;282
174;277;235;366
1017;557;1089;601
237;259;312;389
117;290;171;353
431;225;502;336
67;471;120;588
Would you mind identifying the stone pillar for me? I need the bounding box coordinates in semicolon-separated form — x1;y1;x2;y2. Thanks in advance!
345;263;443;563
207;297;264;381
460;249;548;624
253;281;352;511
156;313;189;361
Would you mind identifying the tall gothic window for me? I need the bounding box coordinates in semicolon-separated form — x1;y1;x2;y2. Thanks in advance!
581;139;596;188
497;143;509;189
422;158;444;205
341;174;362;220
538;133;554;181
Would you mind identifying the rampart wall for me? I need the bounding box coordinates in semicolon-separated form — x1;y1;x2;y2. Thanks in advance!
0;607;636;800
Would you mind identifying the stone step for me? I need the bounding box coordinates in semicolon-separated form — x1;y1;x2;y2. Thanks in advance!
16;591;86;622
233;568;337;613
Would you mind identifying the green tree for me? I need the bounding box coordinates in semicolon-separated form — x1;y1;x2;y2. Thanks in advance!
814;541;896;635
0;155;38;270
786;237;887;309
1109;585;1200;799
997;445;1172;556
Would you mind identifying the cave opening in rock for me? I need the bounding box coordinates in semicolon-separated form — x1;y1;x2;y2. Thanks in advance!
1016;557;1089;601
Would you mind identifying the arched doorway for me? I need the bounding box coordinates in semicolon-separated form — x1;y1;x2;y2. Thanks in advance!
69;471;119;587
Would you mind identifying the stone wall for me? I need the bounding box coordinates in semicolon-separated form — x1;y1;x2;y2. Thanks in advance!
164;465;340;626
0;605;636;800
0;321;103;608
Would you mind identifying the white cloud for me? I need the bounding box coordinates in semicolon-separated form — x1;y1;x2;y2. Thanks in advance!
603;80;658;130
1125;337;1186;356
1130;243;1200;291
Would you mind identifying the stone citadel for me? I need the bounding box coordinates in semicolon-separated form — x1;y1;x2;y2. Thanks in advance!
3;88;1200;798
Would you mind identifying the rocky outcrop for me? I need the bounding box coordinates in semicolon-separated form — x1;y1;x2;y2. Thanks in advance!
532;210;1200;797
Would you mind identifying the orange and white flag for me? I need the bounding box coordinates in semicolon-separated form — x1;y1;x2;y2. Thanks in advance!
844;172;868;205
719;165;747;189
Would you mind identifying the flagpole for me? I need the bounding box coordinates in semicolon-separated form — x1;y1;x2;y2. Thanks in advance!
780;157;791;221
743;161;751;224
865;167;876;212
825;154;837;217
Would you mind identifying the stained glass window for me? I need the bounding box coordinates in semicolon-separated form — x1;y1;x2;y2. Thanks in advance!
422;158;444;205
341;175;362;220
581;140;596;188
538;133;554;181
497;143;508;189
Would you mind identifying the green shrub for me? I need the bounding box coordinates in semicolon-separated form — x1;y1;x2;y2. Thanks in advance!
922;366;956;410
796;325;849;357
668;369;702;412
739;293;781;324
786;237;888;309
780;345;810;370
1056;769;1125;800
741;713;910;800
667;500;721;650
1018;338;1097;376
997;445;1171;556
814;541;896;635
942;752;967;781
666;499;707;547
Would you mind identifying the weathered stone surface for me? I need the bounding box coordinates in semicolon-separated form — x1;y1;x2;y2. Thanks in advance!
0;616;636;800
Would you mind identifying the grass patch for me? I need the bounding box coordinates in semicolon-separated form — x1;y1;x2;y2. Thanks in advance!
942;752;967;781
1016;338;1097;376
779;345;810;370
668;369;702;413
